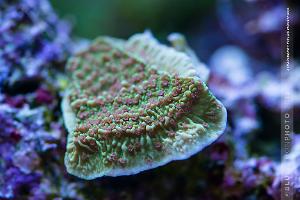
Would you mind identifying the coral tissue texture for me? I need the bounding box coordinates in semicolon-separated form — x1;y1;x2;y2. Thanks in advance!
62;33;227;179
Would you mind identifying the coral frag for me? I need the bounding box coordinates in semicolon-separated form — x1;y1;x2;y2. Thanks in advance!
63;34;227;179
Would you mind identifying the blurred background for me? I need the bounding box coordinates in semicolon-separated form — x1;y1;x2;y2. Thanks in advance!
1;0;300;199
50;0;299;62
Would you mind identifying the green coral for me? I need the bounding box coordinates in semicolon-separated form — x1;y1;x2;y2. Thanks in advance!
62;33;227;179
167;32;209;82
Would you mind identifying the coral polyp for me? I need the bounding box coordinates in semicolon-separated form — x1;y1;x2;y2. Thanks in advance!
62;33;227;179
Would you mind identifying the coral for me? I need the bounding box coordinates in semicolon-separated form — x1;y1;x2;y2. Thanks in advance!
167;33;210;82
62;33;227;179
0;0;292;198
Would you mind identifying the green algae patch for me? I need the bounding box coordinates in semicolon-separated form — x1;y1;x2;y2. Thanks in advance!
62;33;227;180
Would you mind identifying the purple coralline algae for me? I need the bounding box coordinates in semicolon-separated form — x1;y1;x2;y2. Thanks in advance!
209;46;259;157
0;0;78;199
0;103;83;199
275;134;300;199
257;66;300;111
0;0;72;91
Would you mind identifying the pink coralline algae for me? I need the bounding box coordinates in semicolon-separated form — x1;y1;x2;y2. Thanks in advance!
62;33;227;179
